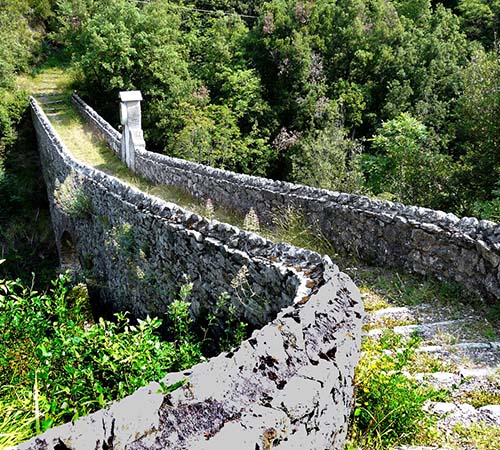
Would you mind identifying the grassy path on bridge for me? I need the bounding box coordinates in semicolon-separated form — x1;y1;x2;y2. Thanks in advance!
20;67;237;223
22;66;500;450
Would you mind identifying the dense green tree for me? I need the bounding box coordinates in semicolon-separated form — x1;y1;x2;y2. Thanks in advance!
0;0;47;150
382;4;472;146
186;14;278;174
5;0;500;219
172;101;275;174
454;50;500;210
251;0;472;145
457;0;500;48
56;0;195;150
363;113;455;207
193;0;265;16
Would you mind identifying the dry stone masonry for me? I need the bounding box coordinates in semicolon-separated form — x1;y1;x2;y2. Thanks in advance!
24;96;364;449
72;93;500;300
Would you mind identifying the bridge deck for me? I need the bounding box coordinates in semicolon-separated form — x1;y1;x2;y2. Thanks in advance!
22;68;221;221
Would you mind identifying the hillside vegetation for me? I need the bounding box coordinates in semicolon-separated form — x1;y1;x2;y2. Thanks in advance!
2;1;500;230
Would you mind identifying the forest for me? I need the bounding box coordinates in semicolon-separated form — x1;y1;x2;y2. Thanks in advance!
2;0;500;223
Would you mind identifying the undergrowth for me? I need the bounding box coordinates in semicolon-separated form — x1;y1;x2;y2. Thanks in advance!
347;331;449;449
0;271;246;447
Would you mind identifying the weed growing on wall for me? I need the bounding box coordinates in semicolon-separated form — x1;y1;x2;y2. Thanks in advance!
0;272;247;445
266;206;335;256
243;207;261;233
204;198;215;219
166;282;203;371
54;170;92;219
231;265;254;304
106;222;138;259
203;291;248;353
113;222;137;256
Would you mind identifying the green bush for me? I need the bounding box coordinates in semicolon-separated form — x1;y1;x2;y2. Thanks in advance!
362;113;455;209
472;194;500;223
289;117;366;194
349;331;448;449
0;272;247;444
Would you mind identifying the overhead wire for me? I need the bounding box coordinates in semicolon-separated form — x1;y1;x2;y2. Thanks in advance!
127;0;259;19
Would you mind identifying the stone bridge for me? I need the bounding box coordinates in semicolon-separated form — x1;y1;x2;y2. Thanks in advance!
19;95;364;450
19;86;500;449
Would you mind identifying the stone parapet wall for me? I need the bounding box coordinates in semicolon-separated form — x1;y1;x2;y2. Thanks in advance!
72;93;121;155
26;96;363;449
132;149;500;300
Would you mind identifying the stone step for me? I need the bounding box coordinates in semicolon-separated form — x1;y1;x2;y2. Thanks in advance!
367;319;466;337
42;106;66;113
413;369;500;394
416;342;500;369
393;319;468;338
365;306;413;324
32;90;61;96
459;367;499;378
367;317;495;345
426;401;500;427
35;92;65;97
42;99;65;105
34;96;66;103
366;300;496;330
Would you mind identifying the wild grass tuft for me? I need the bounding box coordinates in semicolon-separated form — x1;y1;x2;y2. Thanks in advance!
53;170;92;218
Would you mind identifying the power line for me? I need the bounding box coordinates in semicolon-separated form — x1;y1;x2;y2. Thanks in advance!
128;0;259;19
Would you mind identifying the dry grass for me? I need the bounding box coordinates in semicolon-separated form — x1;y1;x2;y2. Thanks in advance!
444;422;500;450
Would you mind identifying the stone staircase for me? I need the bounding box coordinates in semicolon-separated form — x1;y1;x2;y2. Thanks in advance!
363;296;500;449
30;70;69;122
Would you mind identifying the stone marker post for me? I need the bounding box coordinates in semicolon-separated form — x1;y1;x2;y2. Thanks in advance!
119;91;145;171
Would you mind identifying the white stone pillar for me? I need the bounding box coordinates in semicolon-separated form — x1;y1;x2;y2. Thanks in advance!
119;91;145;171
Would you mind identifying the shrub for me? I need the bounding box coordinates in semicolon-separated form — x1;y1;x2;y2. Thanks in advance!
349;331;448;449
289;117;365;194
243;207;261;232
363;113;455;209
0;272;247;443
266;206;335;256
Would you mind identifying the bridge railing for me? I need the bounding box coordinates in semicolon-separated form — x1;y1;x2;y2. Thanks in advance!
72;92;500;301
